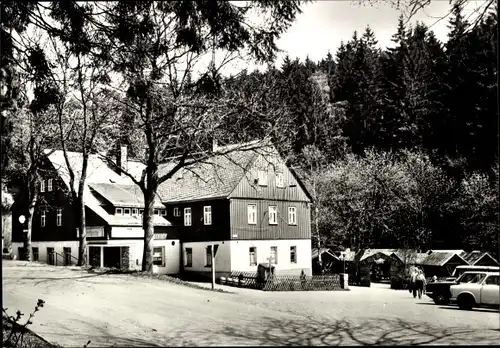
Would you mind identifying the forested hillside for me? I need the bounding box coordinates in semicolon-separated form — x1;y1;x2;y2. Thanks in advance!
223;4;498;253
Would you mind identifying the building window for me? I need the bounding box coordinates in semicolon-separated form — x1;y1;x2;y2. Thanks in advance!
161;209;167;217
124;208;130;215
40;180;45;193
56;208;62;226
258;170;268;186
249;247;257;266
132;208;138;216
184;207;192;226
270;246;278;264
40;210;46;227
47;179;53;192
290;246;297;263
115;208;123;215
276;172;284;188
203;206;212;225
288;206;297;225
153;247;164;266
154;209;159;215
268;206;277;225
32;247;39;262
173;207;180;217
205;246;212;267
247;204;257;225
185;248;193;267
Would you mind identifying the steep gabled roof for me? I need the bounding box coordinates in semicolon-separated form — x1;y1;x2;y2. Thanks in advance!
45;149;170;227
461;251;499;266
311;247;339;260
421;251;468;267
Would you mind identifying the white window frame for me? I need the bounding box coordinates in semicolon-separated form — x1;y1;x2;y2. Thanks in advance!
124;208;131;215
258;170;268;186
153;247;164;267
115;208;123;215
203;206;212;225
290;246;297;264
132;208;138;216
276;172;285;188
40;180;45;193
249;247;257;266
270;246;278;264
161;209;167;217
247;204;257;225
173;207;180;217
154;209;159;215
268;206;278;225
56;208;62;227
184;207;192;226
40;210;46;227
47;179;53;192
288;206;297;225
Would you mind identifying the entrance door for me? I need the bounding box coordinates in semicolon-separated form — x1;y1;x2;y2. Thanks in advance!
47;247;55;265
103;247;121;268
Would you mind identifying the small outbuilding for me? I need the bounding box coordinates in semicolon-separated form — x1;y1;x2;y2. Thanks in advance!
460;251;499;266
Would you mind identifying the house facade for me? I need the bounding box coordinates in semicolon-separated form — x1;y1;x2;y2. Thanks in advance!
11;141;313;278
157;143;313;278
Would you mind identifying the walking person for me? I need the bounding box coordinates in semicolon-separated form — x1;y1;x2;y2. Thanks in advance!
410;268;418;298
416;269;427;299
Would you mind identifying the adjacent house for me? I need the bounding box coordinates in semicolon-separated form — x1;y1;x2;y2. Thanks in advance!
11;141;313;278
11;147;179;273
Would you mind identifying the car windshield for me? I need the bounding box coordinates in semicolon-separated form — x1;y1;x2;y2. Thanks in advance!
458;273;486;284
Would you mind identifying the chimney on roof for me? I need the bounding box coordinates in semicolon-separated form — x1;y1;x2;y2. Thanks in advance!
116;145;128;175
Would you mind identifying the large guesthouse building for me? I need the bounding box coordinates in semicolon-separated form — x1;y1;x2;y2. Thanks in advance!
11;141;313;278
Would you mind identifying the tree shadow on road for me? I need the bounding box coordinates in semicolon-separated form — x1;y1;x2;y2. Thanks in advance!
209;316;500;346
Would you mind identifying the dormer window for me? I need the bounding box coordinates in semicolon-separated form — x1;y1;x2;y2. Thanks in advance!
276;172;284;188
124;208;130;215
115;208;123;215
258;170;268;186
139;209;144;215
132;208;138;216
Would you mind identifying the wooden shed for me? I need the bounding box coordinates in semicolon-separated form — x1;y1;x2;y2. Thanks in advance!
420;251;469;277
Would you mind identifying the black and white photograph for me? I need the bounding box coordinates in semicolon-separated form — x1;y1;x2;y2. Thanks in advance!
1;0;498;346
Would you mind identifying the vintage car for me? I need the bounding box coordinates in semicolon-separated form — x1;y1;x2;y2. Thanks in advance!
425;266;499;305
449;272;500;310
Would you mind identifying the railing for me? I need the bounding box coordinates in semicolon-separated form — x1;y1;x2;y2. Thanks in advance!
54;252;79;266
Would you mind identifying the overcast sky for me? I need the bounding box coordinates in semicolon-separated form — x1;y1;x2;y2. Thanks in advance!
222;0;491;75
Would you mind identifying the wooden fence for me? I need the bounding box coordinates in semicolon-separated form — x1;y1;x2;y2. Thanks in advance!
222;272;344;291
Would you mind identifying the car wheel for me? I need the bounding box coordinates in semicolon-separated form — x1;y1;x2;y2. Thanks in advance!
457;294;475;310
433;294;450;305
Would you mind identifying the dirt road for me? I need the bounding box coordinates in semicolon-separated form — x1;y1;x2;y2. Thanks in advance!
3;261;499;346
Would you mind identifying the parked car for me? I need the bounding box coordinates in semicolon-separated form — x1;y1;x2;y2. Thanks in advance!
425;266;500;305
450;272;500;310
